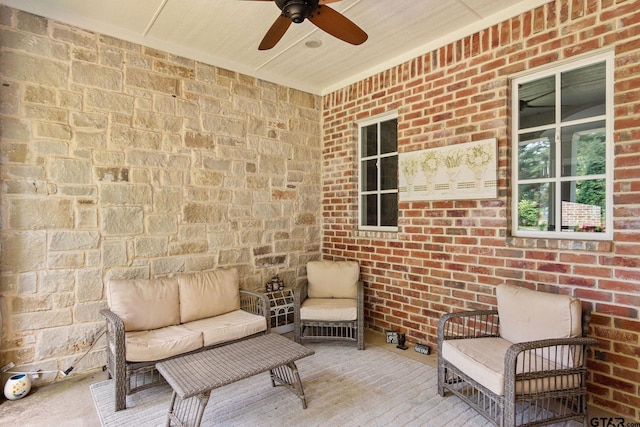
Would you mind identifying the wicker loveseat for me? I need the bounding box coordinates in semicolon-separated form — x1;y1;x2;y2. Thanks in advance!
293;260;364;350
438;284;598;427
101;268;269;411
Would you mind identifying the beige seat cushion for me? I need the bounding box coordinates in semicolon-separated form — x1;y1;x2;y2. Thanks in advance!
125;325;202;362
442;337;579;396
307;260;359;299
107;278;180;332
178;269;240;323
497;284;582;343
300;298;357;321
183;309;267;346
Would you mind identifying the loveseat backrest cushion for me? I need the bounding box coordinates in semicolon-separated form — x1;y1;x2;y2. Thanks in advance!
178;268;240;323
107;278;180;332
307;260;360;299
496;284;582;344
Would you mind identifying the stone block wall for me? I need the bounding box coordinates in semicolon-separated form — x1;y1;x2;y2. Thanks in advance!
322;0;640;419
0;6;321;382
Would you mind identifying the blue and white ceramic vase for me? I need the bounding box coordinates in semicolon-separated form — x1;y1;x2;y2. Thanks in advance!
4;373;31;400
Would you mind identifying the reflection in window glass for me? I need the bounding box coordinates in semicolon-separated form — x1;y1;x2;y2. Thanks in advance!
561;122;606;177
362;159;378;192
380;156;398;190
361;125;377;158
561;179;606;232
361;194;378;227
380;119;398;154
561;62;606;122
518;183;554;231
518;131;555;180
519;76;555;130
380;193;398;227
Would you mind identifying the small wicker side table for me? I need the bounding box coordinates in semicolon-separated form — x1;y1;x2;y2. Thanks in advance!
156;333;314;427
264;288;295;333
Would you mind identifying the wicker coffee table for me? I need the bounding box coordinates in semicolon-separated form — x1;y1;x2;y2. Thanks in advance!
156;333;314;427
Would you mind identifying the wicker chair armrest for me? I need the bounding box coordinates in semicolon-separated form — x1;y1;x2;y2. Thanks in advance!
356;280;364;313
293;281;308;306
293;282;308;315
239;289;270;333
502;336;599;400
438;309;500;342
356;280;364;348
505;336;599;369
100;309;125;345
100;308;127;403
293;282;308;343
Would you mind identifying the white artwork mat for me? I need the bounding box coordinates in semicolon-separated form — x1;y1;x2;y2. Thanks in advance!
399;138;497;201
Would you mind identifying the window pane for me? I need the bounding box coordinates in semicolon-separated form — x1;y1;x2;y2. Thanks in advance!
561;121;606;177
518;130;555;179
380;156;398;190
518;182;554;231
380;193;398;226
561;61;606;122
519;76;555;129
361;125;377;157
361;194;378;226
362;159;378;191
380;119;398;154
561;179;606;232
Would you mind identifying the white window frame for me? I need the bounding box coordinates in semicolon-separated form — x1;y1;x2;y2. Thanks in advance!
511;50;614;241
358;111;399;232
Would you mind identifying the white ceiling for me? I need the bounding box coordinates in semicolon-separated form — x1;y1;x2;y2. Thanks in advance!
0;0;549;95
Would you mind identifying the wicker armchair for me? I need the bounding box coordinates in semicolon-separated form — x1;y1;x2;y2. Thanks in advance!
437;284;598;427
294;260;364;350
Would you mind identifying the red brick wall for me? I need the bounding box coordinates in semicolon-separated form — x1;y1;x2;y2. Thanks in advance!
322;0;640;419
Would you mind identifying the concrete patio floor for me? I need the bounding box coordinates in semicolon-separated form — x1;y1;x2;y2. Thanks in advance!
0;331;433;426
0;366;106;426
0;331;617;426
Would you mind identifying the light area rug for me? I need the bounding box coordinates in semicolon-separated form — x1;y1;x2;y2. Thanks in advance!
91;342;581;427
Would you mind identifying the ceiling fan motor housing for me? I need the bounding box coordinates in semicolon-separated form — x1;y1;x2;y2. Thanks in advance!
275;0;319;23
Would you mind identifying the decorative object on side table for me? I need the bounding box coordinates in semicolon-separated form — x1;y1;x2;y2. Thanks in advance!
385;330;398;344
265;274;284;292
396;333;408;350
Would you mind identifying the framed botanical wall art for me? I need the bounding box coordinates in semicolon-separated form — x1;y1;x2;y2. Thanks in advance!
399;138;497;201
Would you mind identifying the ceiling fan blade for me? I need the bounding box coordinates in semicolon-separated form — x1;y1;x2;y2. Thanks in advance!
308;5;367;45
259;15;292;50
239;0;341;2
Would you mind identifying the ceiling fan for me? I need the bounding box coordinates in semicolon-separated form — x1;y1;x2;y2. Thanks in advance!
519;90;556;111
247;0;368;50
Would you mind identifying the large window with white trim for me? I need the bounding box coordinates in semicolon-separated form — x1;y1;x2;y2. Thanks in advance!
358;113;398;231
512;51;613;240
